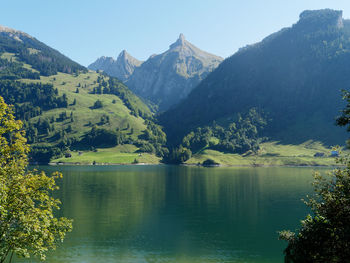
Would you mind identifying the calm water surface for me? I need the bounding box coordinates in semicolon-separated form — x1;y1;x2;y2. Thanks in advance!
17;165;328;263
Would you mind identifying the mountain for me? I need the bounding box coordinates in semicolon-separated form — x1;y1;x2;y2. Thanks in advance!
0;25;86;75
126;34;223;110
88;50;143;82
160;9;349;146
0;25;166;163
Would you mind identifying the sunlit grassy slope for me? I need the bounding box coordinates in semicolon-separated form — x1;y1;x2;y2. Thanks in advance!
1;51;161;163
51;145;161;164
1;52;150;144
24;71;148;142
187;141;341;166
51;140;341;166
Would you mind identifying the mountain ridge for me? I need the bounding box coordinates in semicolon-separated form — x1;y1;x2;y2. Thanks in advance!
89;34;223;111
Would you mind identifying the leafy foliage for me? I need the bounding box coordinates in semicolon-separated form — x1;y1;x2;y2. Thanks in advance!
0;96;72;262
136;120;168;157
279;155;350;262
182;108;266;154
78;126;125;148
163;145;192;164
336;90;350;145
92;99;103;109
202;158;219;166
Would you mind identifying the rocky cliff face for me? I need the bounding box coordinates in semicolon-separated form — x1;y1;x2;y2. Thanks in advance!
126;34;223;111
296;9;343;30
88;50;142;82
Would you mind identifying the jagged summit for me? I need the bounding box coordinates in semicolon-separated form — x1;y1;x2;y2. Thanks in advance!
116;50;142;65
118;49;129;58
295;9;343;30
126;34;223;110
88;50;142;82
170;33;187;49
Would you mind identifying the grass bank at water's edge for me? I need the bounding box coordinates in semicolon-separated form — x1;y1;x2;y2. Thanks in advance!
186;141;342;167
51;141;342;166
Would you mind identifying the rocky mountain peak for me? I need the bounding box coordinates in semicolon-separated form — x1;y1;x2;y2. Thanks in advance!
296;9;343;30
88;50;142;82
170;33;187;49
127;34;223;110
116;50;142;66
178;33;185;42
0;25;33;41
118;49;128;59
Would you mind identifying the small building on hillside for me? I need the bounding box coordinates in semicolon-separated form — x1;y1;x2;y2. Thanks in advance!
330;150;339;157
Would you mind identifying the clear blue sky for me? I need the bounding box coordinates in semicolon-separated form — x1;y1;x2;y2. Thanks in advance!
3;0;350;66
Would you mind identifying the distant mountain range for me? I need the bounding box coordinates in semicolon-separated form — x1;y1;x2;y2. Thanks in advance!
89;34;223;110
88;50;143;82
160;9;349;146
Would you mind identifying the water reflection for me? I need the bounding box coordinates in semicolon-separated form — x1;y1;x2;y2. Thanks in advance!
17;165;323;263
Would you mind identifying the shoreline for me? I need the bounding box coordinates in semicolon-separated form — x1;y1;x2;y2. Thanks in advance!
39;161;341;168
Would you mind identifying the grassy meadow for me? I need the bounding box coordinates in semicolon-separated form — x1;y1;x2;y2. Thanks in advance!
186;141;341;166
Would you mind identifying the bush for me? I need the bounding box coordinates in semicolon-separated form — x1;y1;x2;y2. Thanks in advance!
92;100;103;109
202;159;220;166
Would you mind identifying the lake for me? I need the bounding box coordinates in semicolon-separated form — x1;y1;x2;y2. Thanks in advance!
16;165;327;262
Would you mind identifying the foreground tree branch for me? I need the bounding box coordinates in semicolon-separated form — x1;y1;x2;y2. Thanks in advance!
0;96;72;262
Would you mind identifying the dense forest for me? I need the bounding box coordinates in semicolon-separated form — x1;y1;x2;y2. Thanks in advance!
164;109;267;164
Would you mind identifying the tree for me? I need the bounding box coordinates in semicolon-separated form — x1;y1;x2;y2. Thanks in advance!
0;96;72;262
279;156;350;262
336;90;350;145
92;100;103;109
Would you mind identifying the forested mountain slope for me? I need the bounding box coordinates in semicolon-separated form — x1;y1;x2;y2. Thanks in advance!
0;25;166;163
160;9;349;146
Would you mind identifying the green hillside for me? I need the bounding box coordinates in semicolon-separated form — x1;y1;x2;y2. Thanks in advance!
0;27;165;164
186;141;340;167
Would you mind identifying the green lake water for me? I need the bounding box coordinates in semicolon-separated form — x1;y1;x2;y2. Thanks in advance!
16;165;327;263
